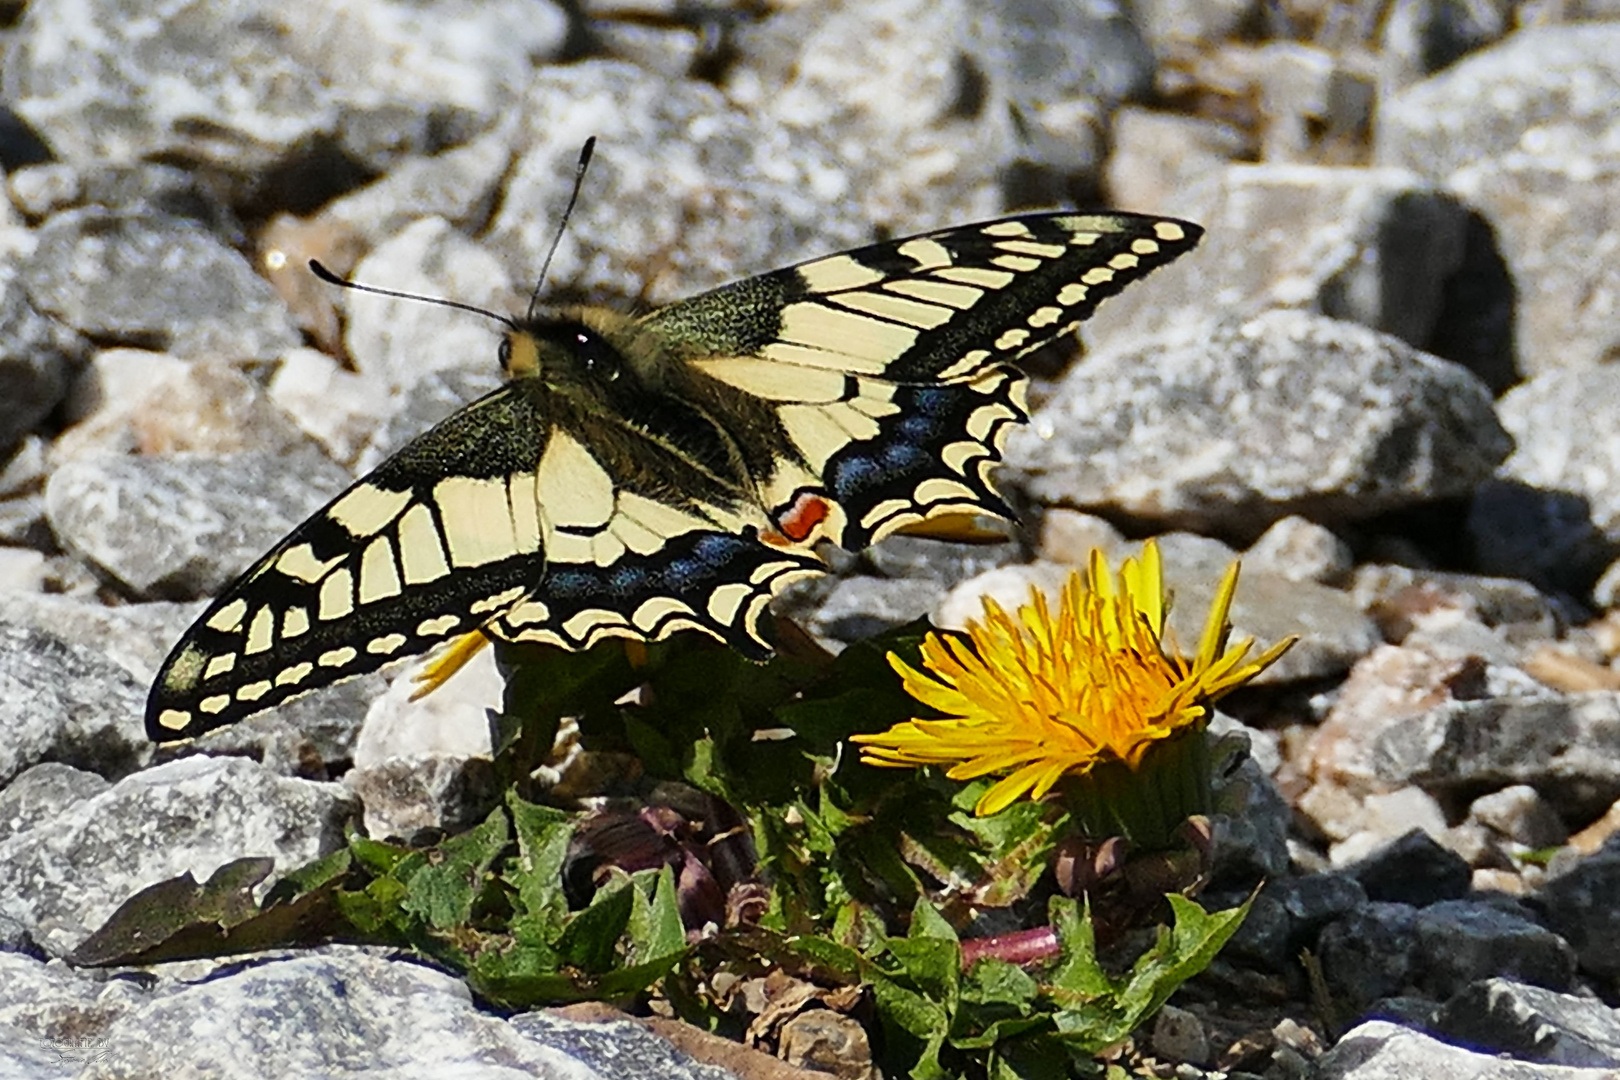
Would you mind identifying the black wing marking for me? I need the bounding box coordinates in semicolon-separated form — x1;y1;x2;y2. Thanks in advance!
642;212;1200;550
146;385;549;741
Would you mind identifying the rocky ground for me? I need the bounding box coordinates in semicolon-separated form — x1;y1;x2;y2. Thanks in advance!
3;0;1620;1077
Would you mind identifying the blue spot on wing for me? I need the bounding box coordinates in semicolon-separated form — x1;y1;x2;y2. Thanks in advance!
823;369;1026;550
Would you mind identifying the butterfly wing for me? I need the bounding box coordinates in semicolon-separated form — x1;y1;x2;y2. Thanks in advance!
146;385;553;741
640;212;1202;550
473;380;825;661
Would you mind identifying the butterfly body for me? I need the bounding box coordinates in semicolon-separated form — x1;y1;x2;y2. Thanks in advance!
148;212;1201;741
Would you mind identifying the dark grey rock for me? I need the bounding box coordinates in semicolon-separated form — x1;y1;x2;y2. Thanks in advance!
0;283;87;454
1316;1018;1618;1079
1467;480;1613;602
1537;853;1620;982
0;755;356;957
1345;829;1472;906
1008;311;1511;539
1372;692;1620;823
1210;756;1291;888
0;623;148;788
1319;903;1421;1010
1270;872;1369;944
0;763;109;845
1414;900;1576;999
1213;889;1291;970
19;209;300;361
1082;167;1482;370
45;449;350;599
1434;979;1620;1068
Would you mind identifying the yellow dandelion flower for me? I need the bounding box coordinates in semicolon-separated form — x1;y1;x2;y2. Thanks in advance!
853;541;1294;818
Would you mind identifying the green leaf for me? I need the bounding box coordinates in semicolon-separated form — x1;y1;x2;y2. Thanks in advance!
70;858;273;965
349;834;414;877
506;792;573;930
1045;896;1112;1000
962;957;1038;1009
626;864;687;966
868;973;952;1080
1114;894;1252;1021
262;848;354;906
908;897;960;943
401;805;511;931
1043;893;1253;1055
554;878;635;974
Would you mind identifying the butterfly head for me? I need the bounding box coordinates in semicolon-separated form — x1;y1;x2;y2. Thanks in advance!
502;309;652;394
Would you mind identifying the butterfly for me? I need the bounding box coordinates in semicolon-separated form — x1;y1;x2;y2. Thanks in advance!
146;211;1201;741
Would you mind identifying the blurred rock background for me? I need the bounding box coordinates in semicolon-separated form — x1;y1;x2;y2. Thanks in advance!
4;1;1620;1077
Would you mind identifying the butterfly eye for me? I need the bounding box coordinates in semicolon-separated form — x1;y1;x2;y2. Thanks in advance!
498;338;513;373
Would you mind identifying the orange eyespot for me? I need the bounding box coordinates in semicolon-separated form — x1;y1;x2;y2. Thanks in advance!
767;491;832;545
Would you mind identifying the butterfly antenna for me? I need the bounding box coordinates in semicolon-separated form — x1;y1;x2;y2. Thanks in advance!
527;135;597;322
308;260;519;331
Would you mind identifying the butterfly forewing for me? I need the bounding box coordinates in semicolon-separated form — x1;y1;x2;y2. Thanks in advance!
146;386;551;740
644;212;1201;550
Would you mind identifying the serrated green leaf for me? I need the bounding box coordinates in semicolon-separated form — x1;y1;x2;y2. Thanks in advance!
401;805;510;931
869;973;951;1080
962;957;1039;1009
626;864;687;966
554;878;635;974
908;897;960;943
1113;893;1252;1021
1045;896;1112;1000
506;792;573;929
886;898;961;1020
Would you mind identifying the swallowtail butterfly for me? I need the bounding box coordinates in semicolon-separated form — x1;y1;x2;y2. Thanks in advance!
147;211;1201;741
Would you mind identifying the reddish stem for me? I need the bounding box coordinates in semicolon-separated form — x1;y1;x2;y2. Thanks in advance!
959;925;1060;969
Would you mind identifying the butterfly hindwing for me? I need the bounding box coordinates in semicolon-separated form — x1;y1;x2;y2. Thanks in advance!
642;212;1201;550
146;385;552;740
478;392;825;660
